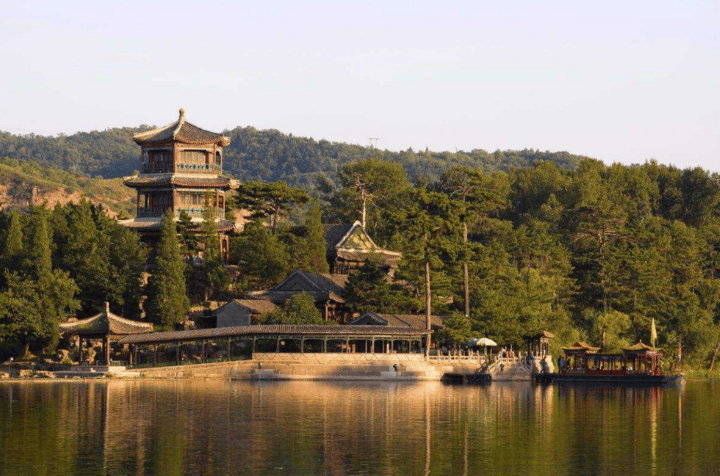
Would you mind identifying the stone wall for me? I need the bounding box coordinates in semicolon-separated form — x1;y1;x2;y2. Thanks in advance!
135;354;483;381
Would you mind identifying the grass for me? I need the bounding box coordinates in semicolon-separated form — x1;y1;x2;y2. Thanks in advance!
681;368;720;380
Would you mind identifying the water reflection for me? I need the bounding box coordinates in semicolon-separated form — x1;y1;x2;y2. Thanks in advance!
0;380;716;475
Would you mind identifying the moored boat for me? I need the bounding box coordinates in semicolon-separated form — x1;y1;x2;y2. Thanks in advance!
535;341;683;385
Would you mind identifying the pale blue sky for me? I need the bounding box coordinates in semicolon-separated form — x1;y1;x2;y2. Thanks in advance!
1;1;718;170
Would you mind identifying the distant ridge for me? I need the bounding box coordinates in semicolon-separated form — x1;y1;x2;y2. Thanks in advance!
0;126;589;186
0;158;135;216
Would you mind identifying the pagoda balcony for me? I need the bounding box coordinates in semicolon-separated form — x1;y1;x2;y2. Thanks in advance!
142;163;174;174
176;163;222;174
176;207;225;219
137;207;172;218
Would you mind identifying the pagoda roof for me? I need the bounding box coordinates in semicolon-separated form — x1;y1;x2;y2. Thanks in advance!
123;174;238;189
59;303;153;336
133;109;231;146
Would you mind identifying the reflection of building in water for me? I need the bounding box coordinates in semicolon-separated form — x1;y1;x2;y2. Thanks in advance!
2;381;703;475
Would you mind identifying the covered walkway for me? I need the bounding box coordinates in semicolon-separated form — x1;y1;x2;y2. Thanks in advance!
117;325;428;368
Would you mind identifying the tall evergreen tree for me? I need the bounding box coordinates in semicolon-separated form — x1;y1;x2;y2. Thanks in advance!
146;211;189;327
299;199;329;273
198;205;228;301
1;210;24;282
231;222;290;290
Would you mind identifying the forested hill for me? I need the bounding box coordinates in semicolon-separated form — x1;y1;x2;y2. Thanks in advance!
0;126;588;185
0;158;135;216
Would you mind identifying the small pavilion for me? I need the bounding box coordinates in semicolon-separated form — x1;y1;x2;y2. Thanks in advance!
59;302;153;365
525;330;555;357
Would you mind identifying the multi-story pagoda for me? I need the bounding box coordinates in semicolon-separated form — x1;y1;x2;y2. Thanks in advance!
120;109;238;260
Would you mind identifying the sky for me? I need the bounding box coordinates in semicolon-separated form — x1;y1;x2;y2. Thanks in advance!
0;0;718;170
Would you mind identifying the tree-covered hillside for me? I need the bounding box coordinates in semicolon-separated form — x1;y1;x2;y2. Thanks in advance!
0;126;588;185
0;158;136;216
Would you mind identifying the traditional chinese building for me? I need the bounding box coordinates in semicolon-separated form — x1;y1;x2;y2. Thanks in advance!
120;109;239;260
247;270;349;322
324;221;402;275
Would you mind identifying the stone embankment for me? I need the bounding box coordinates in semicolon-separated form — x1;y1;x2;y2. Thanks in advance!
136;353;483;381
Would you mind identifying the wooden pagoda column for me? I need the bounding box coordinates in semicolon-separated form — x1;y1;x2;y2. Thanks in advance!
79;337;84;363
300;336;305;354
104;335;111;365
154;344;159;367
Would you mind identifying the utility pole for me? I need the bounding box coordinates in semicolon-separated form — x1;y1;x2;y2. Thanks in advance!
368;138;379;149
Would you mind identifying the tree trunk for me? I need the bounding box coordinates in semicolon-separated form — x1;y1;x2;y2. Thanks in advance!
361;197;366;229
22;340;30;359
710;341;720;371
463;221;470;318
425;237;432;358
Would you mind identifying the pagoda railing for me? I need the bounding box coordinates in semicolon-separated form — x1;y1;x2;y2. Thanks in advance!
142;163;173;174
137;206;171;218
176;207;225;219
176;163;222;174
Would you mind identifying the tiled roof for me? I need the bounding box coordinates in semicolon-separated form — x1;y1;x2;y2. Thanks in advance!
123;174;234;188
219;299;277;315
350;312;443;330
59;303;153;336
324;223;354;251
133;109;231;146
561;341;600;352
247;271;349;304
117;324;428;345
324;222;402;260
623;341;658;352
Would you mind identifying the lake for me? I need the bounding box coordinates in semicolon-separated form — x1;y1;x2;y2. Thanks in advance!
0;380;718;475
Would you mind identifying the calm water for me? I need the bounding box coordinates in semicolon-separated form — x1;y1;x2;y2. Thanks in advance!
0;380;718;476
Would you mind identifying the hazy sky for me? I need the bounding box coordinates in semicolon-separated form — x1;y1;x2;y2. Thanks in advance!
1;1;718;170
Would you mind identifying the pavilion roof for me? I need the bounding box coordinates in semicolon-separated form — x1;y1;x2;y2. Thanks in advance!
59;303;153;336
623;341;659;353
117;324;427;345
561;341;600;352
133;109;230;146
526;330;555;340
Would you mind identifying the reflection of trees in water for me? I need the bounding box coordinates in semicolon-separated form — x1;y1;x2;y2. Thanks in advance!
0;381;717;475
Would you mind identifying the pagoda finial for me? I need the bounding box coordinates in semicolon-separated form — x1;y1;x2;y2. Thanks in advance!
179;108;186;122
104;301;110;314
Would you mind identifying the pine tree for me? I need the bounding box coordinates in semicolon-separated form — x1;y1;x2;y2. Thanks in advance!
26;209;52;278
146;211;189;327
0;210;78;356
300;199;329;273
1;210;24;281
198;205;228;301
232;222;290;289
261;292;329;325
